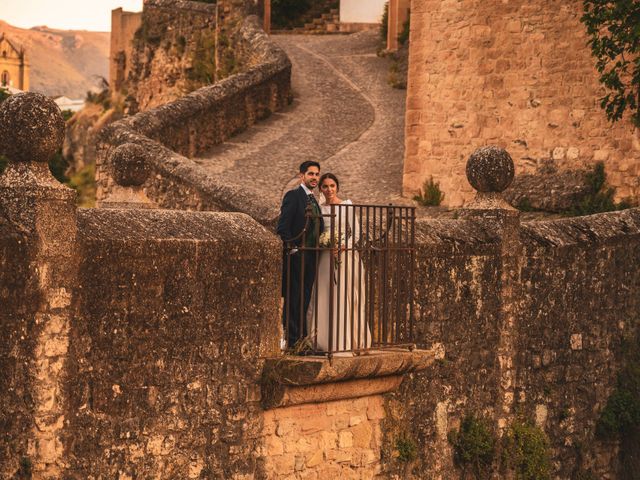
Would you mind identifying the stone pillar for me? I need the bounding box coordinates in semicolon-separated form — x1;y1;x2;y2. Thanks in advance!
97;142;156;209
460;146;522;431
0;93;77;478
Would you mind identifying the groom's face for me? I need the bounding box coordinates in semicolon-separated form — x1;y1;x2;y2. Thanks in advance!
301;166;320;190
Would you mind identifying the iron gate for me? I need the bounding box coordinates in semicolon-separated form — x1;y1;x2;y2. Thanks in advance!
282;203;415;356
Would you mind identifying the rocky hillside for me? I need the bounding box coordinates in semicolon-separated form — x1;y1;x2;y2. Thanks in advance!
0;20;109;98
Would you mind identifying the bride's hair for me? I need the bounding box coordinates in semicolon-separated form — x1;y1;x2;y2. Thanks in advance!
319;173;339;190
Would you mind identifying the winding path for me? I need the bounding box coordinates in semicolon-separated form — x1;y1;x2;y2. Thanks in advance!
194;31;407;211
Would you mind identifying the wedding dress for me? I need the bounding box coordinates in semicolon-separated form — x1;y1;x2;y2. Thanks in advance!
308;200;371;353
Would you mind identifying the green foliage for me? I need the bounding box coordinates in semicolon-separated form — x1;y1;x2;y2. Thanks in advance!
448;414;496;478
566;161;632;216
516;197;534;212
272;0;313;29
597;333;640;438
215;33;239;80
133;18;163;47
380;2;389;42
581;0;640;126
502;421;551;480
85;89;111;111
189;30;216;84
67;164;96;207
395;434;417;462
398;10;410;46
61;109;75;121
413;176;445;206
48;151;71;184
0;87;10;103
16;456;32;478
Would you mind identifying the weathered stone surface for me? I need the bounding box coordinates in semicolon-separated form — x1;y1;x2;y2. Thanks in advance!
262;396;384;479
66;208;281;478
383;207;640;479
0;92;65;163
466;146;515;193
110;143;150;187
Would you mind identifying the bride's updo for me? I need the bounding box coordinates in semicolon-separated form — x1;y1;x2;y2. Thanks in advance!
319;173;339;190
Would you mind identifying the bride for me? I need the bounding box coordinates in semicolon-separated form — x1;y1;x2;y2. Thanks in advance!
308;173;371;354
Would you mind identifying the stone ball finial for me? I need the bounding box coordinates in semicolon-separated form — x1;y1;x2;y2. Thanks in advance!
110;143;151;187
0;92;65;163
466;146;515;193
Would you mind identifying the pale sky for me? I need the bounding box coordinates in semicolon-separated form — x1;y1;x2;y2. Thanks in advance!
2;1;143;32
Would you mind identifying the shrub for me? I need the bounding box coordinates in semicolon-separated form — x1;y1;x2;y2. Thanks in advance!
566;161;632;216
448;414;496;478
502;420;551;480
413;176;445;206
0;87;10;103
398;10;410;46
67;164;96;208
380;2;389;42
189;30;216;84
597;334;640;439
395;434;417;462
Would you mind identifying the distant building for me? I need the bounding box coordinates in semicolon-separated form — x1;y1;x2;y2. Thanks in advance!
0;33;29;91
54;96;85;113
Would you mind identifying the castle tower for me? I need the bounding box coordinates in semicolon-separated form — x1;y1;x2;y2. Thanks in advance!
0;33;29;91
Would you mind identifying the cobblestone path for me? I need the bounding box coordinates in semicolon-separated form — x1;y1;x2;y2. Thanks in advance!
194;31;407;215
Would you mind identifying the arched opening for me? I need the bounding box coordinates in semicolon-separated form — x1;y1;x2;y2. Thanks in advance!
1;71;9;87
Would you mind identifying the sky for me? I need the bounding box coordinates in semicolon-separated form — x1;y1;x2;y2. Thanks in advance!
2;0;143;32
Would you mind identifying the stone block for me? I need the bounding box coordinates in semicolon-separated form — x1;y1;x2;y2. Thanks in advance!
338;431;354;448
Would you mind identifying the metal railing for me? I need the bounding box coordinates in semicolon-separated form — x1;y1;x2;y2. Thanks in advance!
282;203;415;356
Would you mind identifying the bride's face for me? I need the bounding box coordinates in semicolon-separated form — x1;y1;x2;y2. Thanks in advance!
321;178;338;201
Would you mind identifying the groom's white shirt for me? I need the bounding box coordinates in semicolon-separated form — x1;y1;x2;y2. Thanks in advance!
300;183;312;195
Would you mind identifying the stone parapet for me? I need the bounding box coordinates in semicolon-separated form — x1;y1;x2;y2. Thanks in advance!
97;14;291;226
385;146;640;479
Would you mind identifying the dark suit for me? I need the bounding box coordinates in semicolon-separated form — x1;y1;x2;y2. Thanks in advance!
276;186;324;347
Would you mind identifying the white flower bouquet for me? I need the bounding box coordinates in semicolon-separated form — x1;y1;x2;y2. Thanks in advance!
319;231;346;268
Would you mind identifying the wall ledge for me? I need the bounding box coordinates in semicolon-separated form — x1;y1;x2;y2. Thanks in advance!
261;349;434;409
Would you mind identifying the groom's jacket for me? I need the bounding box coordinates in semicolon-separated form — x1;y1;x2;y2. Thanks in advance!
277;186;324;247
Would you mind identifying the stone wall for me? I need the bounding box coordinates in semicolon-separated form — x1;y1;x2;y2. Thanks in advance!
403;0;640;208
97;14;291;225
385;207;640;478
125;0;218;111
0;215;37;478
262;397;385;478
65;209;281;478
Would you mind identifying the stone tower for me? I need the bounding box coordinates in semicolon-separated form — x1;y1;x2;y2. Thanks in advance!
0;33;29;91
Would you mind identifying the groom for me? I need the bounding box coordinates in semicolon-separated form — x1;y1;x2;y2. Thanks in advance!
276;161;324;349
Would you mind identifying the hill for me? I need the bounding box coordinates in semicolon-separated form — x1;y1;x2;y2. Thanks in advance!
0;20;110;98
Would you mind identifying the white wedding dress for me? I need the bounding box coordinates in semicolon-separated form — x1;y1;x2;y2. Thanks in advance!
308;200;371;353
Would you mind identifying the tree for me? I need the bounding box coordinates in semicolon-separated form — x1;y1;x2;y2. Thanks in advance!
581;0;640;126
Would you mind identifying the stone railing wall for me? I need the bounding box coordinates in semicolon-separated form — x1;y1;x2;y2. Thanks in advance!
383;151;640;478
97;14;291;225
66;208;281;478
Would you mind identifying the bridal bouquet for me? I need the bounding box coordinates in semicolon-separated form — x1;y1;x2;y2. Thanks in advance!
318;231;346;268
